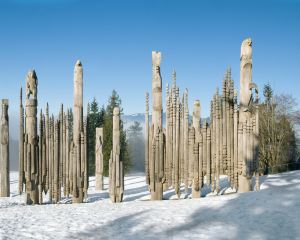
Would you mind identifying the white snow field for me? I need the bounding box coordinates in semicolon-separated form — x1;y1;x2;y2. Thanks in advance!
1;171;300;240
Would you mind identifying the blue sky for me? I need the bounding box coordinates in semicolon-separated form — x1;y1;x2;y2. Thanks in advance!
0;0;300;124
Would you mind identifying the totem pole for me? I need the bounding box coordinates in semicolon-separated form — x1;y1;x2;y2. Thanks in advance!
24;70;39;204
192;100;201;198
150;51;164;200
109;107;124;203
239;38;259;192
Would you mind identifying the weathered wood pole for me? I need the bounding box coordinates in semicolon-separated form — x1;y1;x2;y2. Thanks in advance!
24;70;39;204
150;51;164;200
109;107;124;203
95;127;104;190
239;38;253;192
174;97;180;198
0;99;9;197
38;110;43;203
164;85;169;188
19;88;24;194
183;89;189;193
73;60;84;203
192;100;201;198
233;90;239;190
145;92;150;186
215;91;221;193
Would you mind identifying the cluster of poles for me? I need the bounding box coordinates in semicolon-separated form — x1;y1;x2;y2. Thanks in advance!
18;66;88;204
145;38;260;200
0;38;260;204
17;61;124;205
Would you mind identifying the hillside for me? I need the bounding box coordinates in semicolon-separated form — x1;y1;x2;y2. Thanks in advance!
0;171;299;239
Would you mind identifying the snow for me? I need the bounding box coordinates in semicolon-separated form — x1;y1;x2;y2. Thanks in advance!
1;171;300;240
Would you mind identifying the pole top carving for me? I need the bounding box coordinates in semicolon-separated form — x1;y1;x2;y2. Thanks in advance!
152;51;161;67
241;38;252;61
26;70;38;100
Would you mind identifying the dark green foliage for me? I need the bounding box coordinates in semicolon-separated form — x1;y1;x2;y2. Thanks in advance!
87;90;131;177
263;83;273;104
102;90;131;176
86;98;104;176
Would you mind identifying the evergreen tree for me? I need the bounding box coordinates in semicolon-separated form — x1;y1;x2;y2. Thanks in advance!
86;98;104;176
263;83;273;104
102;90;131;176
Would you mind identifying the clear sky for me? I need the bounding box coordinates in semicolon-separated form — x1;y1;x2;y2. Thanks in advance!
0;0;300;125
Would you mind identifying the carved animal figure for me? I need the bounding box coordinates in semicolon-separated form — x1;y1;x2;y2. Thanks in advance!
26;70;38;100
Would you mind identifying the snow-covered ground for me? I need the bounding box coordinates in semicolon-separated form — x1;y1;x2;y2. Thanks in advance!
1;171;300;240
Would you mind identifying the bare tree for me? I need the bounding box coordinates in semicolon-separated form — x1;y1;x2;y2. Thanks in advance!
259;86;299;174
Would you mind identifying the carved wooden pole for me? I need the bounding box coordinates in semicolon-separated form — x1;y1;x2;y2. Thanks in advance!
59;105;63;198
45;104;49;194
254;102;260;191
180;95;184;184
211;98;216;192
215;91;221;193
202;122;207;186
65;110;70;197
42;114;46;195
50;116;54;202
19;88;24;194
183;89;189;193
206;126;211;185
192;100;201;198
222;77;227;176
24;70;39;204
53;120;59;203
233;90;239;190
38;110;43;203
171;84;176;187
174;97;180;198
229;75;235;187
83;119;88;199
188;126;195;187
150;51;164;200
168;88;173;188
0;99;9;197
73;60;84;203
165;85;170;188
66;109;74;196
109;107;124;202
95;128;104;190
62;112;67;196
145;92;150;186
239;38;253;192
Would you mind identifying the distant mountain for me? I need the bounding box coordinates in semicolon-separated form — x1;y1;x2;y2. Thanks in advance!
122;113;145;123
122;113;210;132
